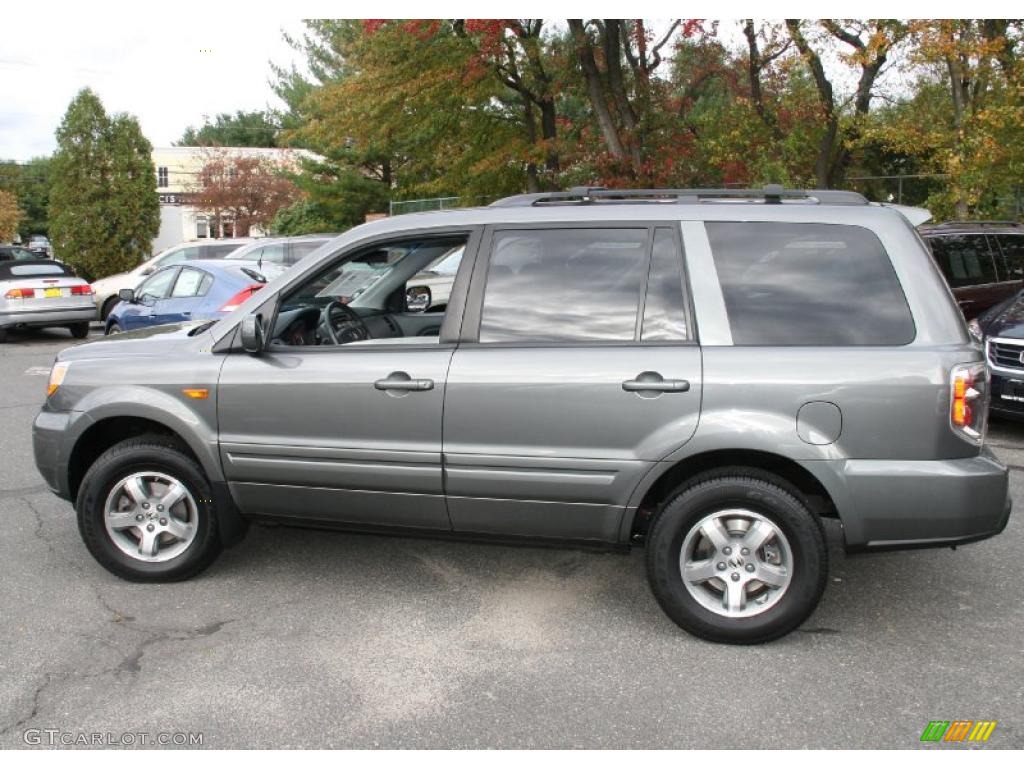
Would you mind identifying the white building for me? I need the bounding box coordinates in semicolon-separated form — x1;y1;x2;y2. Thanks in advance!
150;146;316;253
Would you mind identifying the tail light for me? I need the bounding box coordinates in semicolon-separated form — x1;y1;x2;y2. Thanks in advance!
950;362;988;444
70;285;93;296
5;288;35;299
219;284;263;312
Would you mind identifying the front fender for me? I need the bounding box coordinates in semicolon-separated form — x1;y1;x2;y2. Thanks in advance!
67;383;224;484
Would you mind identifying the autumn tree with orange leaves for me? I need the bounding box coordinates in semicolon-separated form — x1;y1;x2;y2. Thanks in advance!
191;150;302;237
271;19;1024;227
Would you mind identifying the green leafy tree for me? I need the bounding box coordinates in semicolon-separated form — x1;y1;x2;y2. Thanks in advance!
177;110;281;147
49;88;160;280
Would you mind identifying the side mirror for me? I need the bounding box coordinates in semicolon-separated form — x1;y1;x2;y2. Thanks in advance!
240;314;265;355
406;285;431;312
118;288;135;304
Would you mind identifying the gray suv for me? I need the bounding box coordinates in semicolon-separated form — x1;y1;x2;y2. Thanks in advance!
32;187;1012;644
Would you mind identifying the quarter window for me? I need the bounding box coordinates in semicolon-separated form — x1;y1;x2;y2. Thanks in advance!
641;228;689;341
478;228;648;343
707;222;915;346
928;234;999;287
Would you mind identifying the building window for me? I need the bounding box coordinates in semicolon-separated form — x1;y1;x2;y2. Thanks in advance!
196;217;209;239
157;166;169;187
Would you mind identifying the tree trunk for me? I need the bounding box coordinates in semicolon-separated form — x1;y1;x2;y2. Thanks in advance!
568;19;628;162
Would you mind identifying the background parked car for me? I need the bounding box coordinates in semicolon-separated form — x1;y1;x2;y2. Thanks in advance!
920;221;1024;318
91;238;252;320
0;259;95;342
0;245;37;261
222;234;337;279
968;288;1024;421
105;259;266;334
405;244;464;312
26;234;52;258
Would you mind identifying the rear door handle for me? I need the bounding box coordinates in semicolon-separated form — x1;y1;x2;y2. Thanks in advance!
374;372;434;392
622;373;690;393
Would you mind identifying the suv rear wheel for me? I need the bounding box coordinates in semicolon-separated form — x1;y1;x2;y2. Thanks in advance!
76;436;222;581
645;469;827;644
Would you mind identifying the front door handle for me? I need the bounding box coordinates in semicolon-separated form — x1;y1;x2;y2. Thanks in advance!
374;371;434;392
622;372;690;393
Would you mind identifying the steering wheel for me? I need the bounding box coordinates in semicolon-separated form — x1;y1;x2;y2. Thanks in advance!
319;300;372;345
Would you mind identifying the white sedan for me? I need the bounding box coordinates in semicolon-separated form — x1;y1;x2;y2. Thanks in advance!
0;259;97;343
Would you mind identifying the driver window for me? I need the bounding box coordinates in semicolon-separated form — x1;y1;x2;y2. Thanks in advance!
271;235;469;348
137;267;178;303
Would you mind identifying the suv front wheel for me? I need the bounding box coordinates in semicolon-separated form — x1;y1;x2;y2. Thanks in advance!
76;436;223;581
646;469;828;644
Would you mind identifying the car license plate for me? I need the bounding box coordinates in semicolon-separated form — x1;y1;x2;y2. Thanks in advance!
1001;380;1024;402
44;287;62;298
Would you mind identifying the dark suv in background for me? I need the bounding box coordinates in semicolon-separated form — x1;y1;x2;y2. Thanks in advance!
920;221;1024;318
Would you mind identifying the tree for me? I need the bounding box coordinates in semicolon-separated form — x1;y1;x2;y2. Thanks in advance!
191;149;302;236
784;19;908;187
0;189;24;242
0;156;52;239
177;110;281;147
49;88;160;280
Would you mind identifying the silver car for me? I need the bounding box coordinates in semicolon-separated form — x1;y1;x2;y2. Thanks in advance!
1;259;96;342
32;187;1010;643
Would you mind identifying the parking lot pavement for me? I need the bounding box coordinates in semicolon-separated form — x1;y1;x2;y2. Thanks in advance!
0;331;1022;749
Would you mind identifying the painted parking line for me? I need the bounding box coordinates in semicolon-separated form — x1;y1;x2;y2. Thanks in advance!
24;366;51;376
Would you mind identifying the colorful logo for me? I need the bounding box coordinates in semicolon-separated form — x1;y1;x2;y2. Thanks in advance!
920;721;997;743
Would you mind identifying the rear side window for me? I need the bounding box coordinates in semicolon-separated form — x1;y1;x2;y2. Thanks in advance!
291;241;325;262
928;234;998;287
205;244;242;258
478;228;648;343
170;268;212;298
707;222;915;346
994;234;1024;280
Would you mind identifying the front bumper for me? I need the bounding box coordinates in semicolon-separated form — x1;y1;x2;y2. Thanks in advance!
33;408;74;499
801;448;1011;552
988;369;1024;419
0;306;96;329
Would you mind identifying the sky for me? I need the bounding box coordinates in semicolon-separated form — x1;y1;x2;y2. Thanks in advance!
0;11;306;161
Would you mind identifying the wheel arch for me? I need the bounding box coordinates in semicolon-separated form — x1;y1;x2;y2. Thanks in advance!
68;416;199;504
626;448;840;543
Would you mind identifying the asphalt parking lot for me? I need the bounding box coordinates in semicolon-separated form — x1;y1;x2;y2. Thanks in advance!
0;325;1022;749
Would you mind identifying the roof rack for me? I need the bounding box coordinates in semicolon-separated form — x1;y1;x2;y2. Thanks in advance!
489;185;869;208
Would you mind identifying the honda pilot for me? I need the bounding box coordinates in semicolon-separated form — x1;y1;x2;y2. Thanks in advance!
33;187;1011;644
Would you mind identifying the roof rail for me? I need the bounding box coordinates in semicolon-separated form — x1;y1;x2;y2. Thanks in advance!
929;220;1023;228
489;185;869;208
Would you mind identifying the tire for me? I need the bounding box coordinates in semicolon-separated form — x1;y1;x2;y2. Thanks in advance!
69;322;89;339
645;468;828;644
0;327;7;343
76;435;223;582
106;322;122;335
101;296;119;320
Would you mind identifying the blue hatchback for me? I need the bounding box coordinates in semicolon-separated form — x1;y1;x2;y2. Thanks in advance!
105;259;267;334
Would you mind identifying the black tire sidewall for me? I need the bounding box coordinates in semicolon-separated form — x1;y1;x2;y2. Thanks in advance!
69;323;89;339
647;474;827;643
77;440;220;582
